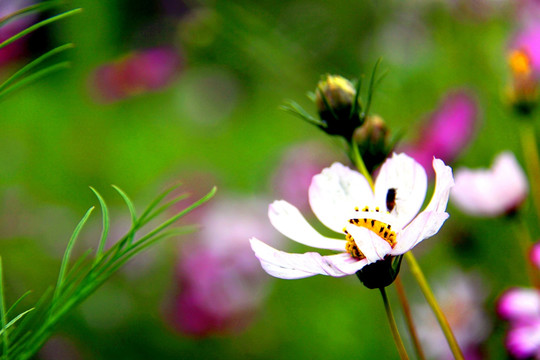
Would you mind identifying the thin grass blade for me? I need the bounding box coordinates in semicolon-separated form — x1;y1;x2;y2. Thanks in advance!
0;309;34;337
6;291;32;317
0;43;74;94
0;257;7;359
52;207;94;303
0;61;71;100
0;8;82;50
89;187;110;263
0;1;63;28
138;183;183;224
364;58;382;118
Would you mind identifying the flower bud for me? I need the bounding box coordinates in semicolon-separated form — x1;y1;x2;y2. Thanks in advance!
356;256;402;289
315;75;362;140
507;49;538;115
353;115;392;173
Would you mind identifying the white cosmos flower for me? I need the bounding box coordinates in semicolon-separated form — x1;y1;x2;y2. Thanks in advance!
250;153;454;279
451;151;528;217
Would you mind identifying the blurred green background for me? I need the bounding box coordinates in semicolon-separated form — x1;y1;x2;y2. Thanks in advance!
0;0;536;359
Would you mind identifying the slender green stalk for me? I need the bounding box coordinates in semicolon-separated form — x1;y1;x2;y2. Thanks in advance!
404;252;464;360
0;8;82;50
394;276;426;360
0;258;7;360
351;142;374;189
379;287;409;360
519;122;540;220
512;216;540;288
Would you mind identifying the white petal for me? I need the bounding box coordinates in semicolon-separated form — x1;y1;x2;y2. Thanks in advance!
452;152;528;216
375;153;427;228
309;162;374;233
249;238;364;279
391;211;449;255
268;200;346;251
345;225;392;263
425;158;454;213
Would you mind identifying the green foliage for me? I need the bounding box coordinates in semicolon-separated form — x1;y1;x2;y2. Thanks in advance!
0;185;216;360
0;3;81;100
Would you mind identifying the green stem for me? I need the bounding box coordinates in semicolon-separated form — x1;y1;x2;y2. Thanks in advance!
512;216;540;288
351;141;374;189
519;122;540;220
395;276;426;360
404;252;464;360
379;287;409;360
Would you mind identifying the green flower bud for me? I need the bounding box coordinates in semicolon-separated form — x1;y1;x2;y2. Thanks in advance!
356;256;403;289
353;115;392;173
315;75;363;140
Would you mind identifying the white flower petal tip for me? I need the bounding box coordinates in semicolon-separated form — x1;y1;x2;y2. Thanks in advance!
249;238;366;279
451;152;528;217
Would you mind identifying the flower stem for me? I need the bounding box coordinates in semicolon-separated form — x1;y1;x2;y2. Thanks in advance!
394;276;426;360
379;287;410;360
404;252;464;360
351;141;374;189
519;122;540;219
512;215;540;288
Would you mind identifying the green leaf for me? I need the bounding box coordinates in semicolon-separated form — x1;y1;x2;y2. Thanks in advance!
138;183;183;224
111;185;137;227
0;1;63;29
89;187;110;263
0;257;7;359
0;309;34;337
52;207;94;303
364;57;382;119
280;100;322;126
0;43;74;94
0;8;82;50
0;61;71;100
6;291;32;317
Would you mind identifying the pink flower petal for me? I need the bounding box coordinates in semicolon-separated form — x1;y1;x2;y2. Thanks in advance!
498;288;540;321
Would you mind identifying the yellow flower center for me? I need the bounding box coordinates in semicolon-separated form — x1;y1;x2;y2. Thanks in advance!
509;49;532;77
343;206;397;260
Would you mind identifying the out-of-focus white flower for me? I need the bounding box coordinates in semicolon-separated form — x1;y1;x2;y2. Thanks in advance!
451;152;528;216
498;287;540;359
414;270;491;360
250;153;454;281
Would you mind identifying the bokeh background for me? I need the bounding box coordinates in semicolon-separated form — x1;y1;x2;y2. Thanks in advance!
0;0;537;359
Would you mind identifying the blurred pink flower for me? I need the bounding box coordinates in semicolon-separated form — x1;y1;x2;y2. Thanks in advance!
497;287;540;359
90;47;182;103
511;24;540;75
170;195;279;336
272;142;343;213
451;152;528;216
415;270;491;360
399;90;479;177
0;0;36;66
530;241;540;269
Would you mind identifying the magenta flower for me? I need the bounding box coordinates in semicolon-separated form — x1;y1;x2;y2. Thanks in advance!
530;241;540;269
170;196;279;336
414;270;491;360
399;90;479;177
250;153;454;280
90;47;181;103
497;287;540;359
451;152;528;216
511;24;540;76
